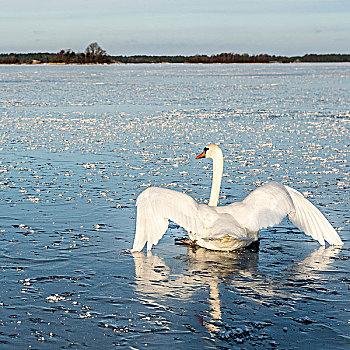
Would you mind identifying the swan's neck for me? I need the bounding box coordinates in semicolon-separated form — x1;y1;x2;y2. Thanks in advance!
209;150;223;206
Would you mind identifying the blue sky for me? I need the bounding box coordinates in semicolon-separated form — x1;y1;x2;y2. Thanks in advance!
1;0;349;55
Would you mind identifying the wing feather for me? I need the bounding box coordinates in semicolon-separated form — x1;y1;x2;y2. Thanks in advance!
222;182;343;246
285;186;343;246
132;187;204;251
222;182;294;233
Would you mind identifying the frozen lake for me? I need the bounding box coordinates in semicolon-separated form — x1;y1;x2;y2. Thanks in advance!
0;63;349;348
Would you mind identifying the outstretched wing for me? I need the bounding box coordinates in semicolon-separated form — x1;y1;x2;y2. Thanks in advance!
221;182;294;233
132;187;204;251
221;181;343;246
285;186;343;246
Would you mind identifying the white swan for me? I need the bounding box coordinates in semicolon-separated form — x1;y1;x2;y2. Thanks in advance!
132;144;343;251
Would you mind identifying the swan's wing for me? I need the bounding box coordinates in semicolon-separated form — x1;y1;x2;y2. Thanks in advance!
223;181;343;246
132;187;204;251
285;186;343;246
223;182;294;233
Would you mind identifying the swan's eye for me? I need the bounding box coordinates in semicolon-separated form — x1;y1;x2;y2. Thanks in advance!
204;147;209;153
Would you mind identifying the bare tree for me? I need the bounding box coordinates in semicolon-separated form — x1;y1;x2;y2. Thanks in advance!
85;42;107;62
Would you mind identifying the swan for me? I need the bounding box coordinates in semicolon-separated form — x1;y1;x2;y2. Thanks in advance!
132;144;343;251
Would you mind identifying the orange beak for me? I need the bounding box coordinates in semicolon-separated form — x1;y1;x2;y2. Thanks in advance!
196;151;206;159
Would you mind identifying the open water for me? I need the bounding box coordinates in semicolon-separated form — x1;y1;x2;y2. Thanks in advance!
0;63;349;349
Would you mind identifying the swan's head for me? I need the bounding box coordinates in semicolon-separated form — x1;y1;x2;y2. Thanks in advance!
196;144;222;160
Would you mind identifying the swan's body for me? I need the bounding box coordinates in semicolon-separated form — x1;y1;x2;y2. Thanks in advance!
132;144;343;251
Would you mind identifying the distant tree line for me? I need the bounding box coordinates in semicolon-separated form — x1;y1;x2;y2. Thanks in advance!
111;53;350;64
111;53;273;64
1;44;349;64
0;42;111;64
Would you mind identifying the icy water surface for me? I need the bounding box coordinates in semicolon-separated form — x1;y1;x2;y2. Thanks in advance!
0;63;349;349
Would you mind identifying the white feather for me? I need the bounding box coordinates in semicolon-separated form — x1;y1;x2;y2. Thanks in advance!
285;186;343;246
218;182;294;233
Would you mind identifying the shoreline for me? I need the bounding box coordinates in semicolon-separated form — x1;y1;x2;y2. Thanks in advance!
1;52;350;65
1;61;350;66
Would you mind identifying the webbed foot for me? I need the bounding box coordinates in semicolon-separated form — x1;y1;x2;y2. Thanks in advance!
175;237;197;247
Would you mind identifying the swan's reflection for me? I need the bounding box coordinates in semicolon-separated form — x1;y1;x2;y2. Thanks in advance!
132;245;340;333
132;246;258;297
132;247;258;332
285;245;341;275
